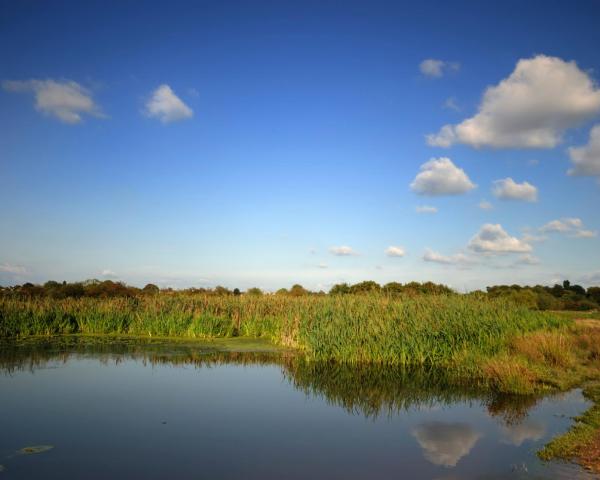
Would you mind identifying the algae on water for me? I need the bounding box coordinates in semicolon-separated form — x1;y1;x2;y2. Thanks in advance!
19;445;53;455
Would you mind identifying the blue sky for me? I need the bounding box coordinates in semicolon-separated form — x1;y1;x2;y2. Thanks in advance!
1;0;600;291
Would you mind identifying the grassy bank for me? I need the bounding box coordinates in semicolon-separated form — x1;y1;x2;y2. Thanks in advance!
538;383;600;472
0;293;563;366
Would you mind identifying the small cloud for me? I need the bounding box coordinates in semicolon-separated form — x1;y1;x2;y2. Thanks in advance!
573;229;597;238
329;246;358;256
540;217;582;233
522;233;547;244
419;59;460;78
443;96;461;112
468;224;532;254
568;124;600;179
492;178;538;202
515;254;541;266
478;200;493;210
539;218;593;238
317;263;328;269
426;55;600;148
422;249;474;266
0;263;27;274
385;246;406;257
416;205;438;214
100;269;118;279
410;158;476;196
3;78;104;124
528;159;539;166
145;84;193;123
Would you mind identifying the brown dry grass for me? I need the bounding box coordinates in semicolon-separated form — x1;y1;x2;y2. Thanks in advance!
511;331;575;368
483;355;537;394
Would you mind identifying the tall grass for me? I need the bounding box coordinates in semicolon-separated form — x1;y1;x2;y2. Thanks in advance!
0;293;565;366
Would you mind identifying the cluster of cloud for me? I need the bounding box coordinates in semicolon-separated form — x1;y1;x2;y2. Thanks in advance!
427;55;600;148
568;124;600;180
478;200;493;210
3;79;104;124
3;79;194;125
419;59;460;78
540;217;597;238
410;158;476;196
492;178;538;202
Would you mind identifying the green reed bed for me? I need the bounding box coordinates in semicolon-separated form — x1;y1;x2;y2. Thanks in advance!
0;293;565;367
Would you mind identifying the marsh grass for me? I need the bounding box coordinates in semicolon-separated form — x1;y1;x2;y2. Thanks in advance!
0;294;564;368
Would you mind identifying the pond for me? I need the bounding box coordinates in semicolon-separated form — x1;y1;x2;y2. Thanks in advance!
0;336;596;479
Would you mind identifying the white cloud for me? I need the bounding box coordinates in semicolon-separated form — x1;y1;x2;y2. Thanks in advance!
329;246;358;256
522;233;546;244
100;269;119;279
468;224;532;254
416;205;438;214
573;229;597;238
423;249;473;266
568;124;600;178
478;200;493;210
410;158;476;196
539;217;594;238
145;84;193;123
0;263;27;274
540;217;582;232
317;263;328;269
427;55;600;148
385;246;405;257
412;422;481;467
419;59;460;78
3;79;104;124
492;178;538;202
515;254;541;266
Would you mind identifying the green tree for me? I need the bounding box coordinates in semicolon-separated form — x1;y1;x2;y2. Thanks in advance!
289;284;309;296
349;281;381;294
142;283;160;295
329;283;350;295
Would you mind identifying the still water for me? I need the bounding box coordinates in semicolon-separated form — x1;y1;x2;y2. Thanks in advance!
0;337;596;479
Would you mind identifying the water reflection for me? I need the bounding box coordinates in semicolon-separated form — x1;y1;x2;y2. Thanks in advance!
412;421;481;467
501;420;546;446
0;336;541;426
0;336;594;479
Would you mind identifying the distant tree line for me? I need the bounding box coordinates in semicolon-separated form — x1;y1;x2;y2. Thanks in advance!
485;280;600;311
1;279;598;310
